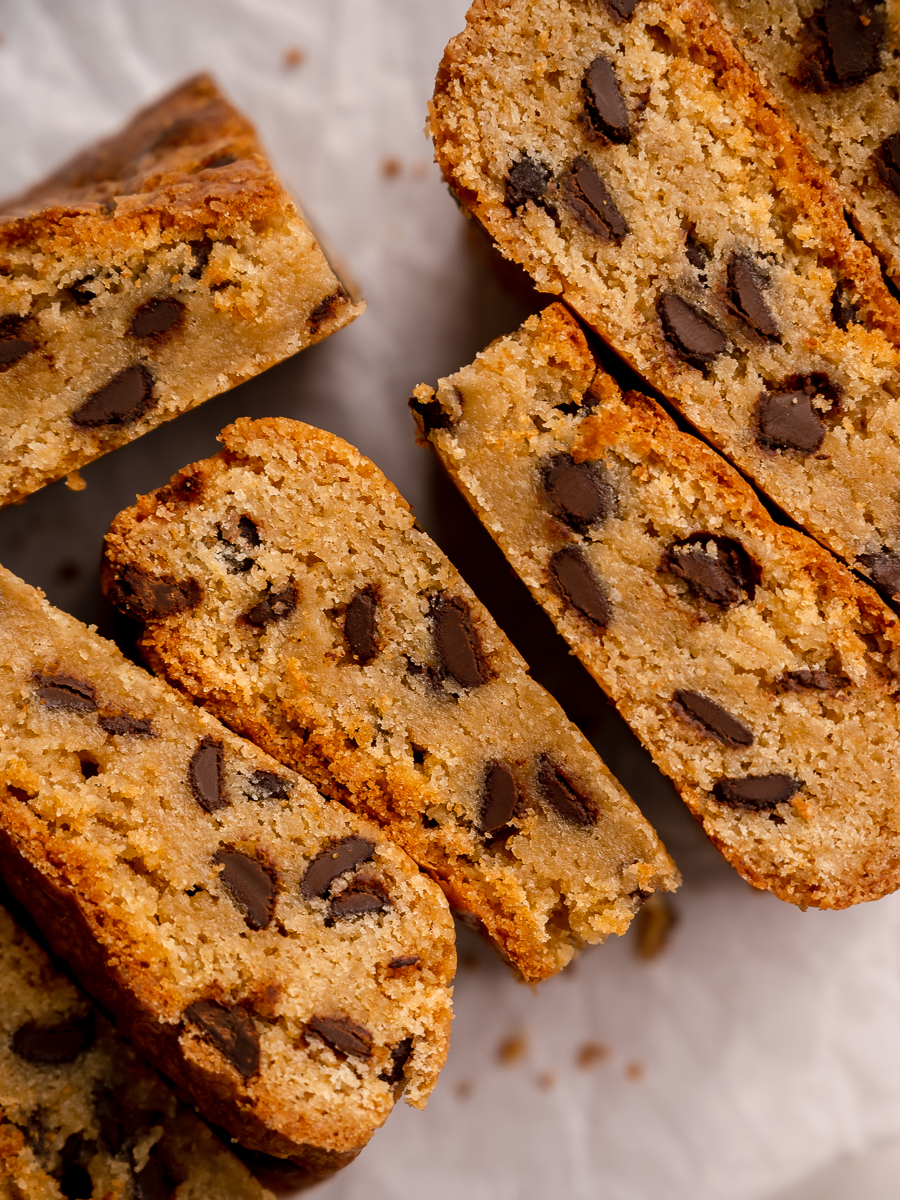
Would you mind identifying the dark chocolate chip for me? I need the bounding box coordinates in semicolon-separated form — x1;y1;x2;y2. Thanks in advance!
242;584;297;628
583;56;631;143
188;239;213;279
727;255;780;340
328;878;391;921
34;674;97;715
0;334;37;370
713;774;801;810
858;550;900;610
308;290;347;332
672;689;754;747
105;564;202;621
301;837;376;899
549;546;612;630
536;757;597;826
184;1000;259;1078
213;848;276;931
505;154;551;212
756;390;826;453
99;714;155;737
479;761;520;832
246;770;292;802
189;736;228;813
684;232;711;273
831;282;862;329
128;297;186;339
238;515;261;547
307;1015;373;1060
409;391;451;435
824;0;884;85
345;587;378;663
388;955;420;970
542;453;615;533
778;669;850;693
877;132;900;194
662;533;761;606
562;156;629;243
659;293;726;368
11;1014;95;1065
431;596;488;688
71;364;155;427
381;1037;413;1086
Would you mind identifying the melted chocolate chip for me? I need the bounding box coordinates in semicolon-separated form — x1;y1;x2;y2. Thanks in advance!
537;757;597;826
542;453;614;532
307;1015;373;1060
128;297;186;339
506;154;551;212
214;849;275;930
583;56;630;142
345;587;378;663
713;774;801;810
756;390;826;453
0;333;37;370
825;0;884;85
562;156;629;242
189;736;228;812
673;689;754;746
858;550;900;610
388;955;420;970
308;290;347;332
11;1014;95;1064
432;596;488;688
684;232;711;273
242;584;297;628
381;1037;413;1086
246;770;291;802
662;533;760;606
104;564;202;621
778;669;850;693
34;674;97;715
832;282;862;329
727;255;780;340
328;878;391;921
301;837;375;899
98;714;155;737
877;132;900;194
71;364;155;427
549;546;612;630
184;1000;259;1078
659;294;726;368
479;761;519;832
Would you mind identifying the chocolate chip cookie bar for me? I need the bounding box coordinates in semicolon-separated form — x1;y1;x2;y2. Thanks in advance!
0;900;274;1200
0;564;454;1182
0;73;362;506
430;0;900;609
713;0;900;287
101;417;678;983
412;304;900;908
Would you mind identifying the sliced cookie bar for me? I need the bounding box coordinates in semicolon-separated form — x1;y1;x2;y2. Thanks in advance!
714;0;900;287
412;304;900;908
0;73;362;506
0;564;454;1181
0;899;274;1200
101;417;678;983
430;0;900;606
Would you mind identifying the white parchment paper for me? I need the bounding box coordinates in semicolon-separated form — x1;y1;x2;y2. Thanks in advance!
2;3;900;1198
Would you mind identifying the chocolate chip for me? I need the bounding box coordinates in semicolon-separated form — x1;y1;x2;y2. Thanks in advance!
824;0;884;85
506;154;551;212
727;255;780;340
381;1038;413;1086
242;584;297;628
562;156;629;242
662;533;760;606
387;955;420;970
99;714;155;736
328;878;391;921
549;546;612;630
307;1015;373;1060
432;596;488;688
831;282;862;329
189;736;228;813
877;132;900;194
345;587;378;663
659;294;726;369
104;564;202;621
246;770;291;802
684;231;711;273
542;453;615;533
479;761;519;832
238;516;260;547
184;1000;259;1078
188;239;213;279
673;689;754;747
0;333;37;370
713;774;801;810
213;848;276;931
34;674;97;715
756;390;826;453
308;289;347;333
536;757;597;826
858;550;900;610
778;669;850;693
71;364;155;427
11;1014;95;1064
302;838;376;899
128;297;186;339
583;56;630;142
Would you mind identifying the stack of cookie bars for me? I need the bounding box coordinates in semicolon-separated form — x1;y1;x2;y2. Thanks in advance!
4;0;900;1189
